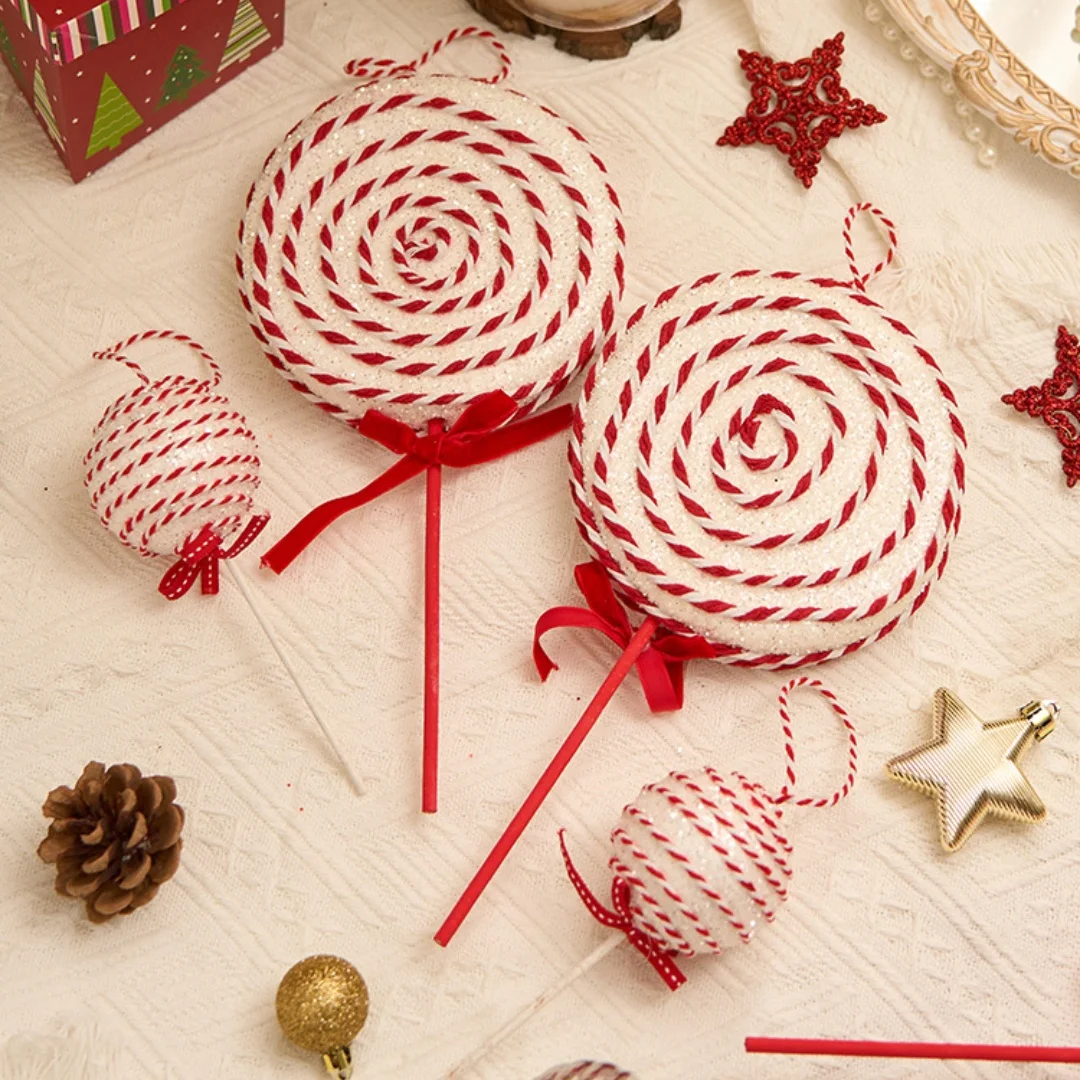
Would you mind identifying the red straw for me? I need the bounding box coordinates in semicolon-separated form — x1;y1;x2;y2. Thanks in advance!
745;1037;1080;1064
435;616;659;945
422;419;444;814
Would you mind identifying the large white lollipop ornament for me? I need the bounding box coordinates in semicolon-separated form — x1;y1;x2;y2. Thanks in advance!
85;330;362;794
437;204;967;942
445;678;858;1077
238;27;626;813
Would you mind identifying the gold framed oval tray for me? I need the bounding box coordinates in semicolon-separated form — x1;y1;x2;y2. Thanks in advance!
875;0;1080;178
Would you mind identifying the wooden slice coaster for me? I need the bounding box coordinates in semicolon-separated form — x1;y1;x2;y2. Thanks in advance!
465;0;681;60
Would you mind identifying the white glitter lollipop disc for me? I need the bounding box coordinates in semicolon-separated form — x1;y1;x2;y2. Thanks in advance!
237;51;625;431
571;237;967;668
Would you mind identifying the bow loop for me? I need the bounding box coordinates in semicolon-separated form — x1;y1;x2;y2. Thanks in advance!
534;562;715;714
158;515;270;600
356;409;424;458
573;561;632;637
559;831;686;991
262;392;572;574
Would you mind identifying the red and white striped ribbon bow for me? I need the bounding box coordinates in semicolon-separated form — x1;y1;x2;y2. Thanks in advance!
158;515;270;600
559;830;687;992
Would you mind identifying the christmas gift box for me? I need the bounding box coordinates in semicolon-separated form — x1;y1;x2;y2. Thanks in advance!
0;0;283;181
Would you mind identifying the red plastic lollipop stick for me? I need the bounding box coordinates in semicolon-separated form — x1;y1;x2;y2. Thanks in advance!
435;616;660;946
423;419;444;814
745;1037;1080;1064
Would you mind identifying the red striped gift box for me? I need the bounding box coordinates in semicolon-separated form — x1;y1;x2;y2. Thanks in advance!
1;0;284;180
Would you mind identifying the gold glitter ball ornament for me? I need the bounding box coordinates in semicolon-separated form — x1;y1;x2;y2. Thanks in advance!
276;955;369;1078
887;689;1058;852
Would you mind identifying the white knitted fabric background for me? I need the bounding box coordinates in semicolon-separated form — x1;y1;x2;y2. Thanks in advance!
2;1;1080;1078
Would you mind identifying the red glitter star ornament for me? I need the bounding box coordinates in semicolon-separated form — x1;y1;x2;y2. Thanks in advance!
1003;325;1080;487
717;32;887;189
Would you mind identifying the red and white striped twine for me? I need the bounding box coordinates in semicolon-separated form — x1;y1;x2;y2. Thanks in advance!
345;26;512;86
535;1063;636;1080
237;30;625;428
569;206;967;669
773;676;859;808
93;329;222;388
534;1063;635;1080
85;331;263;559
843;202;897;293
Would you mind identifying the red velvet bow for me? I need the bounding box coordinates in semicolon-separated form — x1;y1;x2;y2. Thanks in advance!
158;515;270;600
559;830;686;991
262;391;573;574
534;562;715;714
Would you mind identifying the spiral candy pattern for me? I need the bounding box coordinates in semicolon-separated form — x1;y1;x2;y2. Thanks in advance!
84;332;263;560
571;222;966;667
237;38;625;431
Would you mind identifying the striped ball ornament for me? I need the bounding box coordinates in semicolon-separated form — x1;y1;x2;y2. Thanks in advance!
84;333;262;561
534;1063;637;1080
612;767;791;956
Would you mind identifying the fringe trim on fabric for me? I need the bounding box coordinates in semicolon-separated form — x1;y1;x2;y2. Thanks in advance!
876;239;1080;346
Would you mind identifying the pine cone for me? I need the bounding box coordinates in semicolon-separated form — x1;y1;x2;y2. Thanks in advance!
37;762;184;923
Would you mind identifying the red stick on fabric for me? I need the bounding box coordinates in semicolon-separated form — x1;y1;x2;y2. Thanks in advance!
434;616;659;946
745;1038;1080;1064
423;419;444;814
262;393;574;814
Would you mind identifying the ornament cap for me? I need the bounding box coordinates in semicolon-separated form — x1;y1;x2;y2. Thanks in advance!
1019;699;1059;740
322;1046;353;1079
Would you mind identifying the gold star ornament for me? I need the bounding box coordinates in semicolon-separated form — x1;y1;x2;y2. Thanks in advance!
886;690;1058;852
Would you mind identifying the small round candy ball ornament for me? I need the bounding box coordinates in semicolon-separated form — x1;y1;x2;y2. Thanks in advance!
611;766;791;955
84;331;268;599
562;678;857;985
276;955;369;1079
534;1063;637;1080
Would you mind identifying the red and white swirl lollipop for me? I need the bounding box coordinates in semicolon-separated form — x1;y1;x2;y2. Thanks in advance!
239;27;625;812
85;330;361;794
570;205;964;666
436;204;966;942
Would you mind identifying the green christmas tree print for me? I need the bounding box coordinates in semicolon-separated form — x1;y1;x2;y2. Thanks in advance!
33;63;63;148
86;74;141;159
1;22;21;87
218;0;271;72
158;44;207;108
